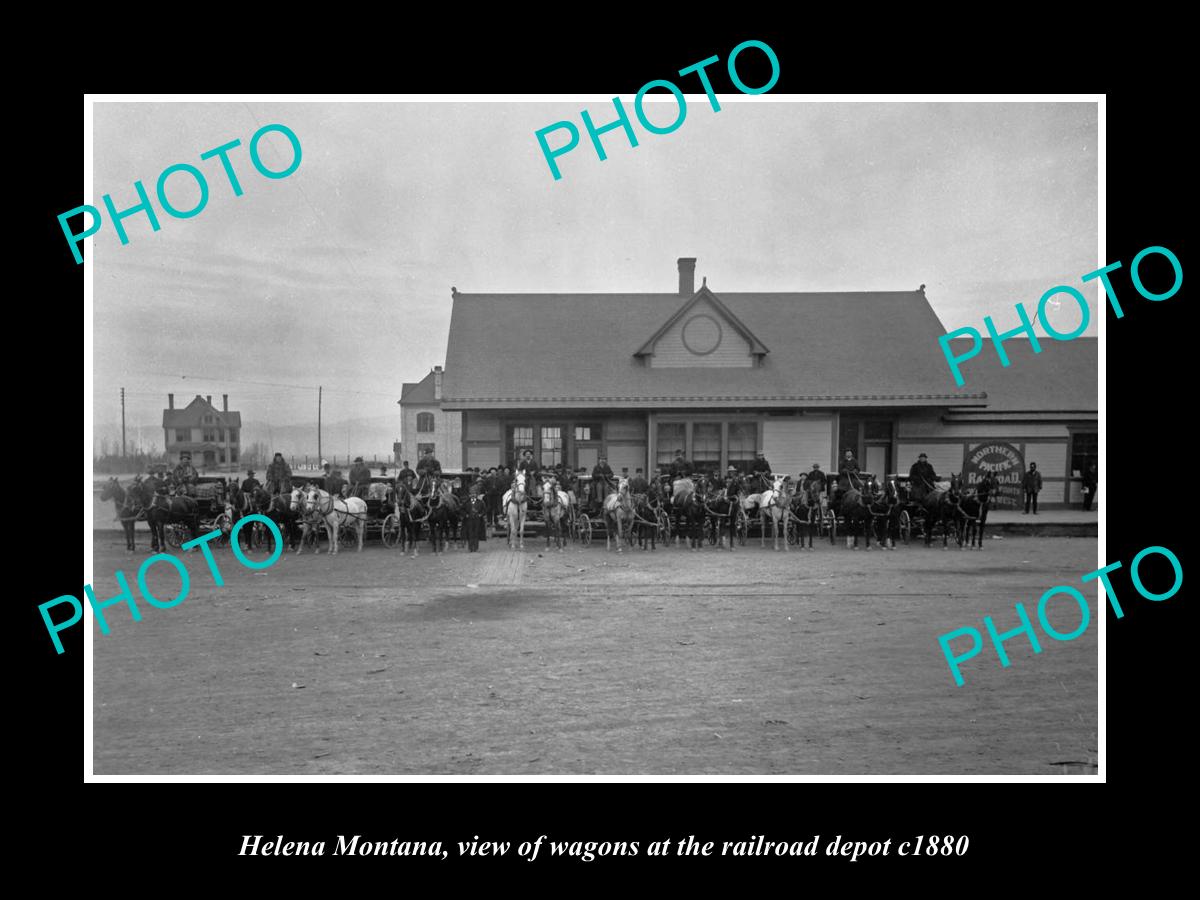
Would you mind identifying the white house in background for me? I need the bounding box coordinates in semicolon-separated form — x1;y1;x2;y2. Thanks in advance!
397;366;462;469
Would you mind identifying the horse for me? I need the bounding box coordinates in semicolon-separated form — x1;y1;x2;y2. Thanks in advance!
503;471;529;550
423;478;461;553
791;479;823;550
298;485;369;554
919;474;963;549
670;476;706;551
100;477;142;552
251;486;301;551
143;482;199;552
867;476;903;550
759;474;794;551
836;471;877;550
630;490;660;551
704;482;740;550
603;477;635;552
540;478;569;551
392;481;427;556
957;484;991;550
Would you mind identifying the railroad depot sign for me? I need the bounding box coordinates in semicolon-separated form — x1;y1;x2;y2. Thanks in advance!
961;442;1023;509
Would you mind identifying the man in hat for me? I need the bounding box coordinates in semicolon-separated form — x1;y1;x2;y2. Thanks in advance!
463;481;487;552
749;450;772;491
240;469;261;494
1022;462;1043;514
172;452;199;496
349;456;372;499
396;459;415;484
416;448;441;493
265;452;292;496
723;464;745;496
804;463;828;494
669;449;693;482
838;449;860;491
592;455;614;506
909;453;939;499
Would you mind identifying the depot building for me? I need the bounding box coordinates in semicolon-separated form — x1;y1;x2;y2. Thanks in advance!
412;258;1096;508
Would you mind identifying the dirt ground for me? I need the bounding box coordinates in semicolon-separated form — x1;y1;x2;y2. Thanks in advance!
91;529;1099;775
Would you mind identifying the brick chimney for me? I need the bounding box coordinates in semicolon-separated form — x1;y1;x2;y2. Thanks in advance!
222;394;228;412
206;395;212;406
678;257;696;296
433;366;443;401
168;393;174;410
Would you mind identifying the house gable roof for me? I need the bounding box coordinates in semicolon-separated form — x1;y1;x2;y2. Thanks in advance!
442;289;992;409
634;285;769;358
400;370;438;405
162;395;242;428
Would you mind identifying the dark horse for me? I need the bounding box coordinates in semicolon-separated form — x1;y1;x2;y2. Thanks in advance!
393;482;427;556
251;487;301;551
916;473;963;548
674;476;708;551
422;477;460;555
789;481;822;550
957;478;994;549
142;481;200;551
101;477;143;552
705;480;740;550
867;477;904;550
631;490;659;551
835;472;877;550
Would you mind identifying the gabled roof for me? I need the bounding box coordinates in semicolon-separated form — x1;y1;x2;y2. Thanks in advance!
162;395;242;428
634;285;769;358
442;289;990;409
400;370;438;405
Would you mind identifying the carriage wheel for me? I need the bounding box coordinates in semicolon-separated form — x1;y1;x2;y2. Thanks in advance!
825;510;838;544
577;513;592;546
165;524;184;548
381;513;400;548
899;510;912;544
735;509;749;546
213;513;232;546
656;509;672;545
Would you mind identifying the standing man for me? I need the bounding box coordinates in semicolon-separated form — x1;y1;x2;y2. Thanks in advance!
722;465;744;497
396;459;416;484
628;467;650;495
172;452;199;497
240;469;261;494
1022;462;1043;515
265;452;292;496
1082;462;1098;511
463;483;487;552
348;456;372;499
592;455;614;507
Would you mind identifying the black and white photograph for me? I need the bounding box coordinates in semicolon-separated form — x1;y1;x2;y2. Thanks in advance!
83;95;1101;778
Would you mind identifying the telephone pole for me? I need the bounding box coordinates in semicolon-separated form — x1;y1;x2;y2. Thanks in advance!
120;387;126;457
317;385;323;463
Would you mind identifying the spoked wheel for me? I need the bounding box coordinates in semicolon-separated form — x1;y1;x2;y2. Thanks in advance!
899;510;912;544
735;508;749;546
657;509;672;545
213;513;232;546
824;509;838;544
381;513;401;548
165;524;184;548
576;513;592;546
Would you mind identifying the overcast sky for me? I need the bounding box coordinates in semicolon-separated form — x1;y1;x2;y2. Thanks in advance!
91;100;1097;454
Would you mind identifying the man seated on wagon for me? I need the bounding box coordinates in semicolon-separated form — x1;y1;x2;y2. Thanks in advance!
908;453;939;500
172;452;199;497
838;450;860;492
265;452;292;496
349;456;372;499
240;469;261;494
804;463;828;495
416;448;442;493
722;465;744;497
668;449;693;484
591;455;614;508
396;459;416;484
628;467;650;495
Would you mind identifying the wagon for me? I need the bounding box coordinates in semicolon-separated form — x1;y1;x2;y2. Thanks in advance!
163;476;234;548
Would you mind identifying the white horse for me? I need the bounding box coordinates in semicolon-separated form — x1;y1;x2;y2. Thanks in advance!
604;477;634;552
759;474;793;551
502;471;528;550
298;485;368;554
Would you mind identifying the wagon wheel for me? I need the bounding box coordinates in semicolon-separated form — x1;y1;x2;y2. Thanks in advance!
656;508;672;544
899;509;912;544
824;509;838;544
576;513;592;546
213;512;232;546
381;513;401;548
165;523;184;548
735;508;749;546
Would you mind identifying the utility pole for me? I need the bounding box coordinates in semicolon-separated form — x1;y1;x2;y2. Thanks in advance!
317;385;323;463
120;387;126;458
